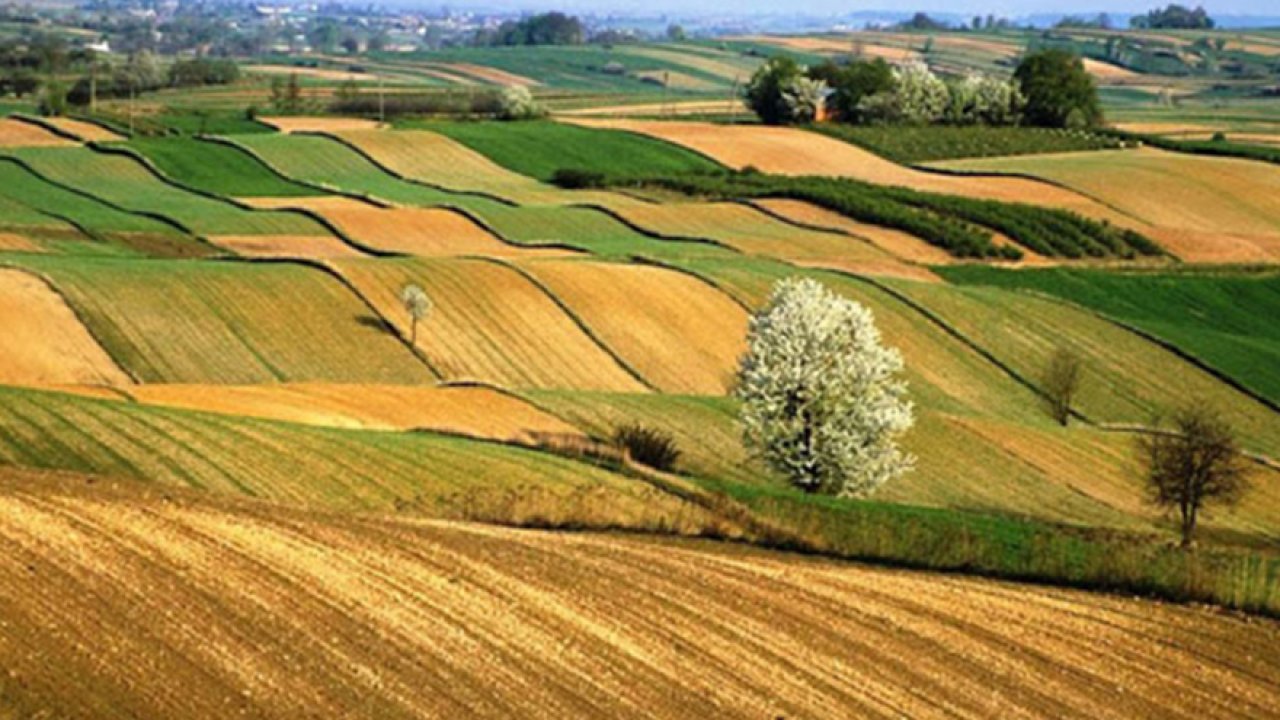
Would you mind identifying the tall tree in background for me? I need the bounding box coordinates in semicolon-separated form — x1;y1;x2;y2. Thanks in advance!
737;277;914;496
1015;49;1101;128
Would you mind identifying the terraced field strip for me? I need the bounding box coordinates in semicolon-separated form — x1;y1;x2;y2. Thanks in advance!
0;233;43;252
751;198;954;266
259;116;383;133
229;132;460;206
39;117;125;142
432;61;541;86
885;278;1280;460
935;148;1280;263
570;120;1139;227
2;471;1276;719
243;196;571;258
0;158;197;256
127;383;585;443
616;45;759;82
606;199;934;280
555;99;748;117
126;136;323;198
335;128;580;204
204;234;364;259
6;146;329;237
227;133;710;260
514;259;749;394
329;257;648;391
0;118;76;147
940;266;1280;407
0;387;675;516
21;257;432;384
0;268;132;387
421;119;723;182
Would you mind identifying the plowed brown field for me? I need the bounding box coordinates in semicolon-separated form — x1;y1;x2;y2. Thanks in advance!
0;233;42;253
751;198;953;266
126;382;584;442
0;268;132;386
1;470;1277;719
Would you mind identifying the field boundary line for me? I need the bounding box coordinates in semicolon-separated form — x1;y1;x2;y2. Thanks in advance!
0;261;142;384
478;257;661;392
9;113;84;142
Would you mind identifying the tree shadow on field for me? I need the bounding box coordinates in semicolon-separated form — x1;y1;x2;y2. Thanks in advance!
355;314;395;335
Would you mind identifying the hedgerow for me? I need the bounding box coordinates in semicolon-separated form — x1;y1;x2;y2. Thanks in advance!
811;124;1124;164
1102;128;1280;166
574;169;1162;260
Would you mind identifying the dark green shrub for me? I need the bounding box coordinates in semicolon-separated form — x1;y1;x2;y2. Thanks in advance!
613;423;681;471
551;168;606;189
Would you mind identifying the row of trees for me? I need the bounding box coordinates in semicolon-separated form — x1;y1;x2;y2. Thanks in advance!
1131;3;1214;29
745;49;1101;130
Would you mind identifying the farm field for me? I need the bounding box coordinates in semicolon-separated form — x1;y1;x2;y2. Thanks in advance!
940;266;1280;407
570;119;1138;225
5;470;1276;718
9;256;433;384
934;148;1280;262
2;42;1280;713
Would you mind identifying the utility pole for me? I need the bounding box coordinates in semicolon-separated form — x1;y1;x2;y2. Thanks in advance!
129;81;136;135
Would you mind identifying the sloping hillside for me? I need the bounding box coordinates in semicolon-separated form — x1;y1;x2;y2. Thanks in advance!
0;469;1275;719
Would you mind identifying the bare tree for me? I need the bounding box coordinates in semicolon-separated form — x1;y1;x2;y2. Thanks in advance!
1138;403;1251;548
399;284;430;345
1042;347;1083;426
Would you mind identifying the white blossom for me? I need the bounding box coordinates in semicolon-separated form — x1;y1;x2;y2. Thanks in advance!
782;76;828;123
736;277;914;497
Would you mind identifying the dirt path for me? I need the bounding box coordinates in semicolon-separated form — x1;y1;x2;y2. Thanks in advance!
0;469;1276;719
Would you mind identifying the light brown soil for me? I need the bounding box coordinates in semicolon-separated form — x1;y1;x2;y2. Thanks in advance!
206;234;366;259
0;268;132;387
40;117;125;142
0;469;1276;719
0;233;44;253
435;62;541;87
515;259;749;393
555;100;747;117
259;116;384;133
0;118;76;147
1082;58;1141;81
244;65;367;81
126;382;584;443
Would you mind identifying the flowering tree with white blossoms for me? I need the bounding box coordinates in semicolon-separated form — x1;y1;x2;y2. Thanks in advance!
736;277;914;496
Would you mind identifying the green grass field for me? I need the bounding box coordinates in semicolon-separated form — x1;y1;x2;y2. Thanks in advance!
411;120;722;181
0;158;201;256
939;266;1280;407
5;146;329;237
126;137;324;198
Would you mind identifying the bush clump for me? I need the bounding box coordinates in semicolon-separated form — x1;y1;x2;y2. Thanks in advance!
613;423;682;471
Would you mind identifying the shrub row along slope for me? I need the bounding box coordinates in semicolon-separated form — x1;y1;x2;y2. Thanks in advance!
592;170;1160;260
811;125;1125;164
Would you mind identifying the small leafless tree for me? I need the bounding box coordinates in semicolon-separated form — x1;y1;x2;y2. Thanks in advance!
1138;403;1251;548
399;284;430;345
1041;347;1083;426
